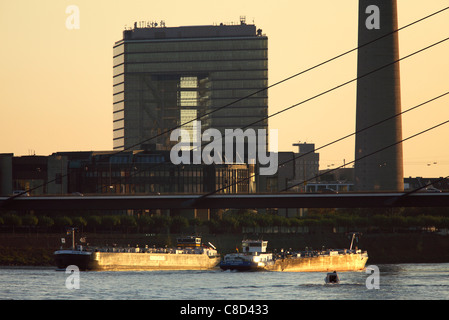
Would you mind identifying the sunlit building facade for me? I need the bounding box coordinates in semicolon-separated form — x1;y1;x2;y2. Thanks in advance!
112;22;268;154
64;150;251;195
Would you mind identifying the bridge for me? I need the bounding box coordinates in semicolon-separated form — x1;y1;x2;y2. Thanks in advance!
1;192;448;211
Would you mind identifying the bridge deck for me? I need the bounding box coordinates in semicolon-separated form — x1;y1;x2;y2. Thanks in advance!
1;192;448;210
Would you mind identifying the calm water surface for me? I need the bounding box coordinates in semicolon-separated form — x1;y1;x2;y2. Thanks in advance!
1;263;449;301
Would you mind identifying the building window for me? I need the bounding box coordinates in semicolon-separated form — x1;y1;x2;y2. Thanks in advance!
180;76;198;88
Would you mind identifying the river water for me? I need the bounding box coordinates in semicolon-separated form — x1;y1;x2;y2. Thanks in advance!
1;263;449;301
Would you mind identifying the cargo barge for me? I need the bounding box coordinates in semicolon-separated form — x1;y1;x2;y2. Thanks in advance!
220;233;368;272
54;231;220;271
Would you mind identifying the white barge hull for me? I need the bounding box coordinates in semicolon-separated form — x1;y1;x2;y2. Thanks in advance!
269;253;368;272
90;252;220;271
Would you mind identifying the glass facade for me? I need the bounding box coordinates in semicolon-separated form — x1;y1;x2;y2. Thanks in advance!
113;24;268;154
64;151;250;195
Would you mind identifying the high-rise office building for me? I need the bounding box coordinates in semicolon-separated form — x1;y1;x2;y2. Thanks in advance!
354;1;404;191
113;20;268;157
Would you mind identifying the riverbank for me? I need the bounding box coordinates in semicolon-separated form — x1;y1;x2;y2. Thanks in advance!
1;232;449;266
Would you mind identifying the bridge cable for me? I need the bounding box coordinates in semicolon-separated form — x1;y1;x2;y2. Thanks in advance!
281;118;449;192
198;91;449;198
4;8;449;202
9;34;447;203
116;6;449;154
106;35;449;198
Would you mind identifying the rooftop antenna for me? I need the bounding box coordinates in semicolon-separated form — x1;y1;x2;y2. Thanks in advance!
240;16;246;25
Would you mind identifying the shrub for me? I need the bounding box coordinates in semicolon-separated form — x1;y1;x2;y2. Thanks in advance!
2;214;22;232
22;214;38;233
254;214;272;233
21;215;38;227
72;217;87;229
137;215;153;232
37;216;54;229
86;215;102;232
53;216;73;232
205;219;220;234
102;215;121;232
170;216;189;233
221;216;239;233
151;215;171;234
120;215;137;233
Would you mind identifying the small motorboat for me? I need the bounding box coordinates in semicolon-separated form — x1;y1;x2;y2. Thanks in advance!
325;271;340;284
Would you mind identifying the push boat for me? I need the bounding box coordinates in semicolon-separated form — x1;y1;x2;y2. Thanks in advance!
220;233;368;272
219;240;274;271
54;229;220;271
325;271;340;284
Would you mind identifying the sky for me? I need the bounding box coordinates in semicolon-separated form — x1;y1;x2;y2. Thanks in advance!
0;0;448;178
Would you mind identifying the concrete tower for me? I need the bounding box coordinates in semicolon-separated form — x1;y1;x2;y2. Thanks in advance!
354;0;404;191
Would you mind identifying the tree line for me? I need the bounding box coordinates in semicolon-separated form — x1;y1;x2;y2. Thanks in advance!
1;208;449;234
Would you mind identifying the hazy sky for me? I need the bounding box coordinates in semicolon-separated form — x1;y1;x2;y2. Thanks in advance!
1;0;448;178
